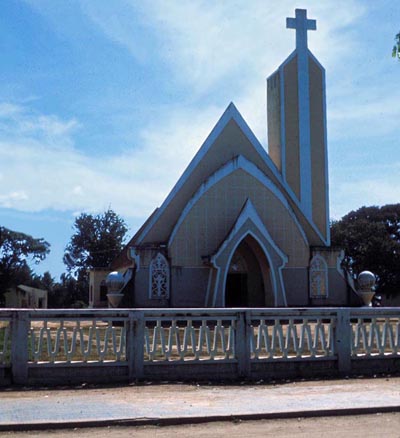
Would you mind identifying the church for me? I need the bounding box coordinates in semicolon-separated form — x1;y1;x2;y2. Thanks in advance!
89;9;352;309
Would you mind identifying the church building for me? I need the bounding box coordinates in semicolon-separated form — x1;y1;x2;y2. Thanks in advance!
90;9;352;309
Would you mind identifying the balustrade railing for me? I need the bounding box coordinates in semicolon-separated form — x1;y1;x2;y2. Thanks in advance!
351;313;400;358
29;316;127;363
143;315;237;362
249;314;335;360
0;307;399;385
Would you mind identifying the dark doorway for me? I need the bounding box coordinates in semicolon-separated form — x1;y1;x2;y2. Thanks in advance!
225;273;248;307
224;235;273;307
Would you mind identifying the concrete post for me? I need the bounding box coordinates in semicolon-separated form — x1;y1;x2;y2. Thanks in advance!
335;308;351;375
10;311;29;385
126;311;135;382
132;310;144;380
235;311;251;378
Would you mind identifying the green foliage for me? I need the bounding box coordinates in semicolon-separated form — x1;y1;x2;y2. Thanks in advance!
63;209;128;281
392;32;400;59
331;204;400;297
0;227;50;303
48;274;88;308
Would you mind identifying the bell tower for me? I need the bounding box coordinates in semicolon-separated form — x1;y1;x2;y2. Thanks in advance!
267;9;329;244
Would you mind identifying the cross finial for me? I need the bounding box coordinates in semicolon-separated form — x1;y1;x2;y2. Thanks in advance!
286;9;316;51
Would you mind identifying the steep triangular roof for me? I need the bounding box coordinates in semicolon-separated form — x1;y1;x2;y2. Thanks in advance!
124;102;327;254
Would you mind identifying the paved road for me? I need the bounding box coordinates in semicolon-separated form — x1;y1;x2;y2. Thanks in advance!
0;377;399;431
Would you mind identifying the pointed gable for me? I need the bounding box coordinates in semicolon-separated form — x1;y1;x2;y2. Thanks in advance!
126;100;328;254
133;103;284;245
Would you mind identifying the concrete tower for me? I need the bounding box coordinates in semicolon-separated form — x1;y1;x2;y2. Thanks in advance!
267;9;329;244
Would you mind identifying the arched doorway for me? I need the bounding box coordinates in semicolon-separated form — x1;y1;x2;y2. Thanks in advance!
225;235;273;307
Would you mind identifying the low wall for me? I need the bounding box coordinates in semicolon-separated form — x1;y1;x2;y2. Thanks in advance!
0;307;399;386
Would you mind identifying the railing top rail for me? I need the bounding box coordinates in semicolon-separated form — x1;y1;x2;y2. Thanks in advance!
349;307;400;317
0;307;399;319
0;309;131;319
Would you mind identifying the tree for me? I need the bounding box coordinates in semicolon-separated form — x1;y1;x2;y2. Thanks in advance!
63;209;128;281
331;204;400;297
392;32;400;59
48;274;87;308
0;226;50;303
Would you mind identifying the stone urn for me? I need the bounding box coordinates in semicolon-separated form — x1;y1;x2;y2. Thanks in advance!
356;271;376;306
106;271;125;308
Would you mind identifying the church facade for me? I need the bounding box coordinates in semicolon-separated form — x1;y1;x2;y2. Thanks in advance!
92;9;352;309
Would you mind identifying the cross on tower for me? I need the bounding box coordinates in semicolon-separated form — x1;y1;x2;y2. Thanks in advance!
286;9;316;51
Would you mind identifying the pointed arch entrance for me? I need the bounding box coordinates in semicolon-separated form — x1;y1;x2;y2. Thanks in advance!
225;235;274;307
209;199;288;307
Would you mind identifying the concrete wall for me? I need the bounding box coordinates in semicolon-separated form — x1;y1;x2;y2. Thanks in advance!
309;56;328;239
2;308;399;386
169;169;309;270
88;269;109;308
267;71;282;171
283;55;300;200
282;268;309;306
170;267;209;307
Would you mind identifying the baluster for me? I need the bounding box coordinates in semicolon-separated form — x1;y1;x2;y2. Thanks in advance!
0;324;10;364
314;319;326;356
194;320;208;360
382;318;393;355
272;319;285;358
152;320;166;360
167;319;181;360
260;320;272;359
395;320;400;354
327;318;334;355
197;320;210;360
248;322;256;359
299;319;311;357
144;326;151;360
182;319;196;360
225;319;235;358
285;319;298;358
369;318;380;355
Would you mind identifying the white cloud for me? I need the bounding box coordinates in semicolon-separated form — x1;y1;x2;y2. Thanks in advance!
0;102;80;152
80;0;364;95
5;0;400;227
0;191;29;208
0;100;224;220
327;63;400;139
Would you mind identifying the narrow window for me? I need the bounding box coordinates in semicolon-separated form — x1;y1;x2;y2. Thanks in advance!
149;253;170;299
309;254;328;298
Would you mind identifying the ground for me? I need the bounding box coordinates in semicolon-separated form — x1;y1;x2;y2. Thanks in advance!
0;413;399;437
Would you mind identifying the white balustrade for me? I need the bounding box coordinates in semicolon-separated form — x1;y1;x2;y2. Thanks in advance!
250;316;335;360
29;317;127;363
351;317;400;357
144;317;236;362
0;308;399;385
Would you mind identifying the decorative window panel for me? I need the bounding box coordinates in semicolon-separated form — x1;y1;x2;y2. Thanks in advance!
149;253;170;299
309;254;328;298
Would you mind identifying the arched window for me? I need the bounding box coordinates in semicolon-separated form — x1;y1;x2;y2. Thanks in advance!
149;253;170;299
309;254;328;298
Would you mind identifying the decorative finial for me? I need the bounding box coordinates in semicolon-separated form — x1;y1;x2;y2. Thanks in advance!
286;9;316;51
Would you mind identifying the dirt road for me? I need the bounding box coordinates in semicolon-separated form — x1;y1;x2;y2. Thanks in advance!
1;413;399;438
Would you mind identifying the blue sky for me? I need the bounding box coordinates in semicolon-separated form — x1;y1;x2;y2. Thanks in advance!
0;0;399;279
